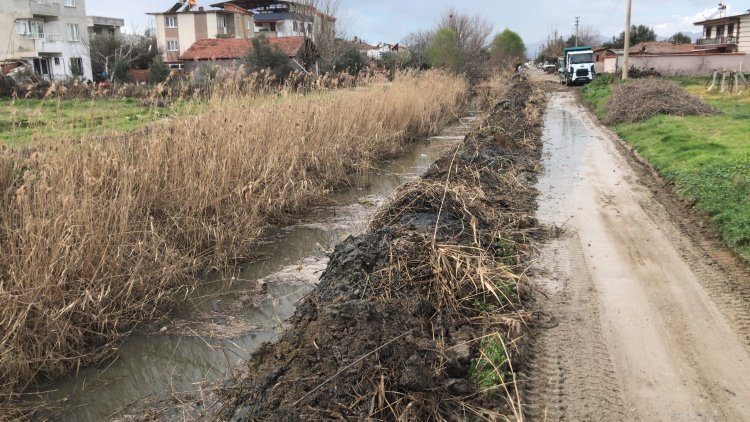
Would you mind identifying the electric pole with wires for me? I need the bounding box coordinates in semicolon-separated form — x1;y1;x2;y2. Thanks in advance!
575;17;580;47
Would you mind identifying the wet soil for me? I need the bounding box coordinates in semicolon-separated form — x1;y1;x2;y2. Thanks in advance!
28;116;479;421
525;89;750;421
214;77;545;421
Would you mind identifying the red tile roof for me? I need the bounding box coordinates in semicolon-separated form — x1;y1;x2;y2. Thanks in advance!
180;36;305;61
630;41;695;55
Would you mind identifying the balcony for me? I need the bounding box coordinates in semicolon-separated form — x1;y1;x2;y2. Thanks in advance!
30;0;60;18
696;36;737;46
38;35;63;53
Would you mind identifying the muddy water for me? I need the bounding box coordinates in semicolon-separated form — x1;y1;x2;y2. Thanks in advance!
30;114;478;421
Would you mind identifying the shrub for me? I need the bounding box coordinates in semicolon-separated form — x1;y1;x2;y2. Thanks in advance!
245;36;294;81
148;55;170;84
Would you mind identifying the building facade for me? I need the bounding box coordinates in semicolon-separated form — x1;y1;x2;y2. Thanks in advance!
149;6;254;63
211;1;335;42
87;16;125;36
694;12;750;53
1;0;93;81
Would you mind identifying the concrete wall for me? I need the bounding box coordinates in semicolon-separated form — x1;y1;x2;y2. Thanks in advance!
602;54;750;76
177;14;196;59
740;15;750;53
1;0;92;81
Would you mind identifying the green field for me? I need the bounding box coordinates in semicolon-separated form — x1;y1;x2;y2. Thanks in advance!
0;98;187;146
582;77;750;260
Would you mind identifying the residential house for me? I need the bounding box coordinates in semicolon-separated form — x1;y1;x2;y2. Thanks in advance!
366;43;399;60
0;0;93;81
179;36;314;73
210;1;335;42
352;37;376;56
87;16;125;36
149;3;254;64
694;11;750;53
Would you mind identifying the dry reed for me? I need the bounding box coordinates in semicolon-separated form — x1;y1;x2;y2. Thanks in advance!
0;70;467;414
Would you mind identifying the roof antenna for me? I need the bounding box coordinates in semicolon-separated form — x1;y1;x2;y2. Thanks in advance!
718;2;727;18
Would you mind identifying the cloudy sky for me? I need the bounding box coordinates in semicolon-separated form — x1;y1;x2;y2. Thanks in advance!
86;0;742;48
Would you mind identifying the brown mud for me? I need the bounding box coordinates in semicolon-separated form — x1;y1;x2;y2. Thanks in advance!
212;76;547;421
524;82;750;421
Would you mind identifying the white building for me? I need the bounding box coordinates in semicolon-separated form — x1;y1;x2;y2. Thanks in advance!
87;16;125;36
1;0;93;81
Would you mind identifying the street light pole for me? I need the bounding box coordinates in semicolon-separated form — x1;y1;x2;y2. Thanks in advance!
622;0;632;80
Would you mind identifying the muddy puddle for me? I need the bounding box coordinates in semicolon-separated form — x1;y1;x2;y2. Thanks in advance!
28;114;479;421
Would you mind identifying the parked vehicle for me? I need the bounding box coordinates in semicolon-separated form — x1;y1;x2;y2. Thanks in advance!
559;46;595;86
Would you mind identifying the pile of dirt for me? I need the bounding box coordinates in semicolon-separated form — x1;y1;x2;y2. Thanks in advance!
607;78;716;124
217;75;546;421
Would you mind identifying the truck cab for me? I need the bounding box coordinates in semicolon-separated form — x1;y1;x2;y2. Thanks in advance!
560;46;595;86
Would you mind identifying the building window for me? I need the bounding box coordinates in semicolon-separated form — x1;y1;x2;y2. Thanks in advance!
307;23;313;34
18;20;45;39
165;16;177;28
246;19;252;30
270;23;276;31
728;24;735;37
67;24;80;41
166;39;179;51
64;0;76;6
54;57;60;65
717;25;725;38
70;57;83;76
293;21;298;32
706;27;712;38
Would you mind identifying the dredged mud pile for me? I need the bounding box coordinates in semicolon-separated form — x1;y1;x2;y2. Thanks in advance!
220;76;545;421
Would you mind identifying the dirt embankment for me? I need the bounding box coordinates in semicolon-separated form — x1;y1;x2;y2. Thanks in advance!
215;76;546;421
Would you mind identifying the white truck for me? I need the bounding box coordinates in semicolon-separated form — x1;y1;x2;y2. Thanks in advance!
559;46;595;86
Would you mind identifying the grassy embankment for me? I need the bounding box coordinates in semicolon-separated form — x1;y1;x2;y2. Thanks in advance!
582;76;750;260
0;98;191;146
0;70;468;415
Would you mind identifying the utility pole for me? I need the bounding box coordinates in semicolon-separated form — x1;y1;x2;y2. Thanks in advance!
622;0;632;80
575;17;580;47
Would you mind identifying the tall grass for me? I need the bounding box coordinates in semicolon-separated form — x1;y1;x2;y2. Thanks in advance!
0;70;468;411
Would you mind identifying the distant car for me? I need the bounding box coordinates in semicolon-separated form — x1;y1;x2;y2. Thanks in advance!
543;63;557;74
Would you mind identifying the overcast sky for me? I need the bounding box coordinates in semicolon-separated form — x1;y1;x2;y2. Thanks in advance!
85;0;742;48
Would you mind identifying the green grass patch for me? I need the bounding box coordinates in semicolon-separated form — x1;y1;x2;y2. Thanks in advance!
0;98;190;147
470;335;509;395
581;77;750;260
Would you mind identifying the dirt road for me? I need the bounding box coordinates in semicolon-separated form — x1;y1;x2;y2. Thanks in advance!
525;90;750;421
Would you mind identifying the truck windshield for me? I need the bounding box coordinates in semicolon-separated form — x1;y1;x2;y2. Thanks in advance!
570;53;594;64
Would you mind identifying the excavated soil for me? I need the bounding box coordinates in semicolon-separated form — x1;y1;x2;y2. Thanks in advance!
217;76;546;421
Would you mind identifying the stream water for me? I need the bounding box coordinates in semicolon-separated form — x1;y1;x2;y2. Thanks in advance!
29;113;479;421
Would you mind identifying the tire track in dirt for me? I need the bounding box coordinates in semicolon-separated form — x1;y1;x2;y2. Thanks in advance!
525;90;750;421
524;235;628;422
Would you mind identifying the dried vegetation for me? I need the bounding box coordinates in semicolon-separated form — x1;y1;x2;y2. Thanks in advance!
606;78;717;124
219;73;546;421
0;70;467;417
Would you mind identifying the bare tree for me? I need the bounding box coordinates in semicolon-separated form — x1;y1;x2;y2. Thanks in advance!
84;33;156;83
297;0;354;73
576;25;601;47
402;30;434;69
439;9;493;79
